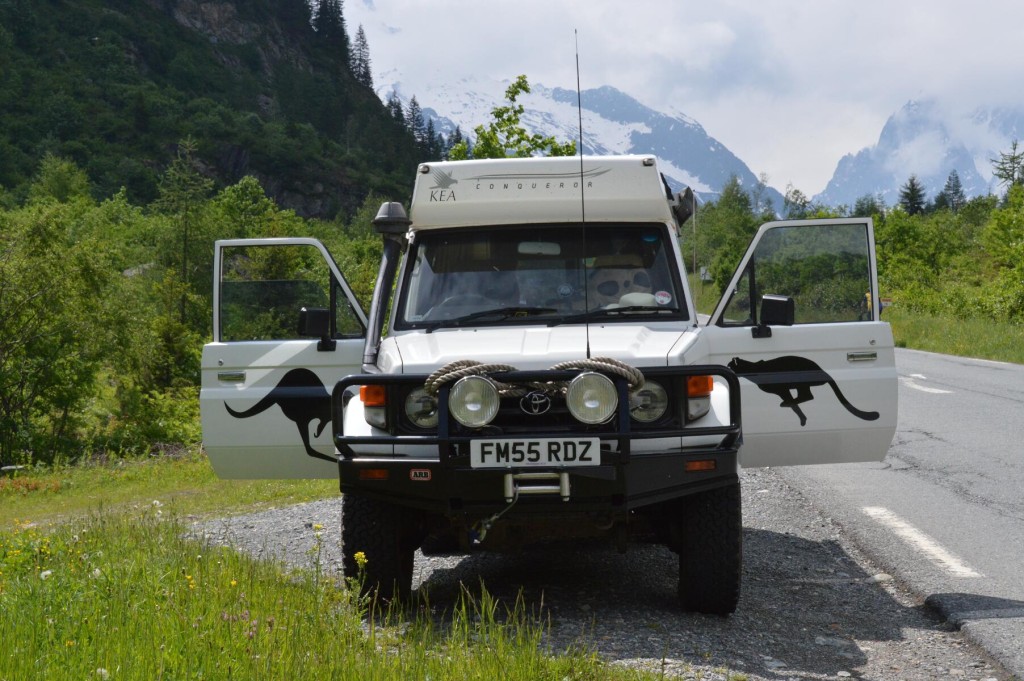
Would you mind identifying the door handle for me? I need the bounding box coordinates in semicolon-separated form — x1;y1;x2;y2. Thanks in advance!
847;351;877;362
217;371;246;383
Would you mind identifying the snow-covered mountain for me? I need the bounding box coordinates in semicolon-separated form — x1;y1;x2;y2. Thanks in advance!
815;100;1024;207
383;76;784;209
385;76;1024;211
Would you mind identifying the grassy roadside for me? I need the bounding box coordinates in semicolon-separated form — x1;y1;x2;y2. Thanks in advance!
0;450;337;527
0;455;663;681
885;307;1024;364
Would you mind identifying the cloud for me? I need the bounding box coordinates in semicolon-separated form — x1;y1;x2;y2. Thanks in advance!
344;0;1024;194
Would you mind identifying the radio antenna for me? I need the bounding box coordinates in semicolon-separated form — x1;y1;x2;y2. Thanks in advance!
575;29;592;359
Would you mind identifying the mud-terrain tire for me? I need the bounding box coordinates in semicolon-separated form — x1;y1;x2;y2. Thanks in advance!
341;495;420;602
677;481;742;615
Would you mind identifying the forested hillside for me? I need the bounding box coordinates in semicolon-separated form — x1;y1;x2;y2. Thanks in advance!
0;0;421;216
1;0;428;464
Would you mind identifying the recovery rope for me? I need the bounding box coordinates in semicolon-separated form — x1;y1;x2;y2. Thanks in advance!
423;357;645;397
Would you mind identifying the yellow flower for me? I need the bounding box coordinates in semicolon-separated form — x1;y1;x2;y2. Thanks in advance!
312;523;324;531
230;579;238;587
353;551;367;569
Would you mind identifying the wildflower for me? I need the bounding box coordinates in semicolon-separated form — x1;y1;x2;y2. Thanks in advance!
40;570;53;580
312;523;323;531
353;551;368;569
96;669;110;679
230;579;238;587
152;500;163;508
92;568;102;578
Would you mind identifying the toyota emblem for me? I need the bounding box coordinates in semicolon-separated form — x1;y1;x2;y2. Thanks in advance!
520;391;552;415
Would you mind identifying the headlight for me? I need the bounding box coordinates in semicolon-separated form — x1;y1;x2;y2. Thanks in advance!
629;380;668;422
404;387;438;429
449;376;499;427
566;372;617;424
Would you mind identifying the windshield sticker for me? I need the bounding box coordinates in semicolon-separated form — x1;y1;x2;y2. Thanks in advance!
654;291;673;305
557;284;574;298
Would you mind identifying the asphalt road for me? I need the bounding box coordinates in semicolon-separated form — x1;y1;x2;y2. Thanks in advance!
782;347;1024;678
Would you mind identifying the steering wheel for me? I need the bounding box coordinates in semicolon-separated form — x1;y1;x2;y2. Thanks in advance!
424;294;496;320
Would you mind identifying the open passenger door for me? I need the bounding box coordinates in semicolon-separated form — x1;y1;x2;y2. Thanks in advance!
200;239;367;478
701;218;897;467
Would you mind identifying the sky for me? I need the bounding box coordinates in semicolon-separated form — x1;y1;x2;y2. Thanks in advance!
344;0;1024;196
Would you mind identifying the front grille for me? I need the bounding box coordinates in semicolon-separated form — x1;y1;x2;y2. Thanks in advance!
394;377;681;436
450;393;617;436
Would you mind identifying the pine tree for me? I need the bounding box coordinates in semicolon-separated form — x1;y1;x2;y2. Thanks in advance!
991;139;1024;189
386;92;404;122
313;0;349;61
405;96;425;145
935;170;966;212
444;126;463;160
424;118;437;157
350;24;372;87
898;175;926;215
853;193;884;217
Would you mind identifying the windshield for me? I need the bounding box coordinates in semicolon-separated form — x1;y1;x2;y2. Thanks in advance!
395;223;688;329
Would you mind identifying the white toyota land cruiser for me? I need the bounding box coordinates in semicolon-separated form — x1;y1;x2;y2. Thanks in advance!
200;155;898;614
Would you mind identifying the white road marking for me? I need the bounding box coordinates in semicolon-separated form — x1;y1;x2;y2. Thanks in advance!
862;506;982;578
899;375;953;394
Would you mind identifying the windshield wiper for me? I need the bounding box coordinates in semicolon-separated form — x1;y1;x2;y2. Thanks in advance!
449;306;558;325
548;306;681;326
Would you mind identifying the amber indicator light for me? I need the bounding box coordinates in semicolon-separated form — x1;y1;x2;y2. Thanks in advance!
684;459;716;472
359;384;387;407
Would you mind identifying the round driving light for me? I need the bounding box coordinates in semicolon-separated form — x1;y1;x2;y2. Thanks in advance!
566;372;617;424
449;376;499;427
404;388;438;429
630;380;669;422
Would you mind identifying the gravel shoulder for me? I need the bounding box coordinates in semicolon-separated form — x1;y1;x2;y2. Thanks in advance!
194;468;1011;680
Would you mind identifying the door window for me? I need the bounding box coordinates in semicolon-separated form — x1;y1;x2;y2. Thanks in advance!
219;243;363;341
718;223;872;326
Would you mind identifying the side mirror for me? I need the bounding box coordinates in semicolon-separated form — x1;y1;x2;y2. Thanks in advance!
298;307;336;351
753;294;794;338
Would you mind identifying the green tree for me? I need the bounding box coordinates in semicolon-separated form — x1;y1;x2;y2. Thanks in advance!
979;184;1024;320
448;75;576;160
0;199;117;462
153;139;215;325
898;175;927;215
313;0;349;59
783;184;810;219
405;96;426;146
682;176;761;296
350;24;372;87
385;91;404;122
26;154;91;204
934;169;966;212
991;139;1024;189
981;183;1024;269
853;193;884;217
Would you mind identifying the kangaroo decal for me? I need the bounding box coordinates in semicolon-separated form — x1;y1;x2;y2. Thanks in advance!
728;356;879;427
224;368;331;458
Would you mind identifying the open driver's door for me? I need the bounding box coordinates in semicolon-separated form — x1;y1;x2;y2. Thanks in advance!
701;218;897;467
200;238;367;478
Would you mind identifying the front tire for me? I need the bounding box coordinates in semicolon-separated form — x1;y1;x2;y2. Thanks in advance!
341;495;420;602
677;481;742;615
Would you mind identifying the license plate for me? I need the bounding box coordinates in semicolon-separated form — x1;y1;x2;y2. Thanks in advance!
469;438;600;468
